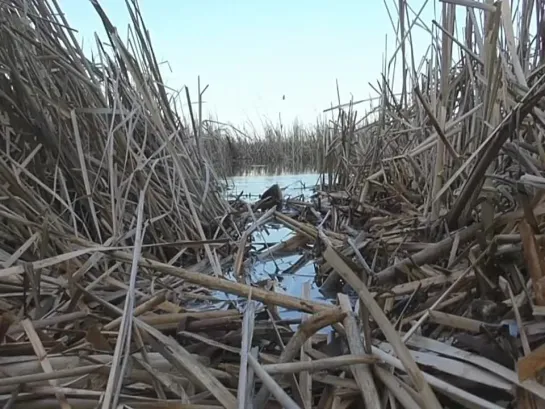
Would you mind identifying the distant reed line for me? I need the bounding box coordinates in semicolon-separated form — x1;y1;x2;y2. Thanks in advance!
200;120;329;177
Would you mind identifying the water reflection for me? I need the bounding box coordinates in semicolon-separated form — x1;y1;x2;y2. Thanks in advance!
218;172;334;328
226;172;320;202
230;165;317;177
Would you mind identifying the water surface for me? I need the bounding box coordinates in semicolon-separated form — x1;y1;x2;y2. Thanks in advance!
223;172;334;323
227;172;320;201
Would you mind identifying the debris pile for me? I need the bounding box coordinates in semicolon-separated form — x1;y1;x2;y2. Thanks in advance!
1;1;545;409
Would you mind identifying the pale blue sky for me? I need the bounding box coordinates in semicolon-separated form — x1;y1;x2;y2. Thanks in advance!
60;0;440;128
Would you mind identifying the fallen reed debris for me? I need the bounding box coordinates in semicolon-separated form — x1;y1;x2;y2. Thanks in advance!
2;0;545;408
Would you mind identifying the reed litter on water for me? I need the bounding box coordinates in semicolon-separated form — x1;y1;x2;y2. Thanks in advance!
1;1;545;409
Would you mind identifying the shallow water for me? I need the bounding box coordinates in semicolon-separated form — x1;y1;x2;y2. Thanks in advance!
221;172;334;323
227;172;320;202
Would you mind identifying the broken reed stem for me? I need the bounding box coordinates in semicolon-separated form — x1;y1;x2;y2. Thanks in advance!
374;223;481;284
262;354;379;375
107;249;333;313
252;308;346;409
372;347;504;409
21;319;71;409
374;366;422;409
323;245;443;409
402;264;473;343
247;354;301;409
402;241;492;343
0;365;104;388
337;294;381;409
299;282;312;409
103;290;167;331
101;190;146;409
237;300;256;409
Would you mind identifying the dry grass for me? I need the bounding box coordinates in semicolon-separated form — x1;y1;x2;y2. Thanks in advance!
303;0;545;407
0;0;232;267
3;0;545;409
318;0;545;224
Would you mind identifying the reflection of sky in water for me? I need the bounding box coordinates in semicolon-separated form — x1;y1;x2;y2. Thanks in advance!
210;173;334;332
253;226;293;247
227;172;320;201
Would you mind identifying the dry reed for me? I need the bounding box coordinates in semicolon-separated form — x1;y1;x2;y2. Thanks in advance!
2;0;545;409
203;120;326;177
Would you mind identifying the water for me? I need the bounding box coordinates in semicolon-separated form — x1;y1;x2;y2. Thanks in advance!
221;172;334;323
226;172;320;201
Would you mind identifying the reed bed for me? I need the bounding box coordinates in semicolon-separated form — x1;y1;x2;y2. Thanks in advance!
2;0;545;409
303;0;545;407
202;120;325;177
